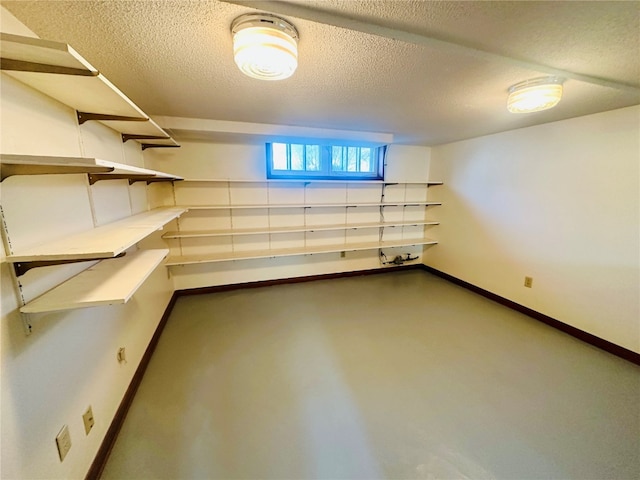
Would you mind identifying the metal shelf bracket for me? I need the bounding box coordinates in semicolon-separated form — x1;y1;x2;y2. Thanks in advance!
141;144;180;151
121;134;169;143
77;111;147;125
13;252;126;277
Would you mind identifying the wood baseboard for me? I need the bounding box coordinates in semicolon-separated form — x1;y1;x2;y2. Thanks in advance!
85;292;179;480
420;265;640;366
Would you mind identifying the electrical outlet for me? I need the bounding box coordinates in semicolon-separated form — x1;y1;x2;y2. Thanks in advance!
83;406;95;435
524;276;533;288
340;251;346;258
55;425;71;462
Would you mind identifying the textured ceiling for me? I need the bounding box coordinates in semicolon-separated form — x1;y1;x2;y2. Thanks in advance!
2;0;639;145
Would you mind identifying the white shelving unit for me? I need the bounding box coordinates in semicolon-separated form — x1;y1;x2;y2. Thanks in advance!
4;207;186;263
0;33;179;150
166;239;437;266
163;220;440;239
20;249;169;313
167;178;442;266
182;178;444;186
0;32;97;75
1;34;185;330
0;154;183;183
0;154;113;179
1;162;186;319
181;201;441;210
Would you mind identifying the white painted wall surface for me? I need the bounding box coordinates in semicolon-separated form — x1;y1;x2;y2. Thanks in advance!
427;106;640;353
146;143;434;290
0;8;174;478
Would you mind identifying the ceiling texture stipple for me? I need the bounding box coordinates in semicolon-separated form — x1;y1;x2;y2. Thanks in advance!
2;0;639;145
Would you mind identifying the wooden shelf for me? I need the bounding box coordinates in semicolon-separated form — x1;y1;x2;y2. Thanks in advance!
181;178;443;185
0;32;96;75
181;201;441;210
183;178;385;184
0;154;183;183
115;118;177;148
0;154;113;180
5;207;186;263
20;249;169;313
166;239;436;266
163;220;440;239
0;33;178;149
87;163;183;184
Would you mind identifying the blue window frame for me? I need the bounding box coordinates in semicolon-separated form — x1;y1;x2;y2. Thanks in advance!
267;142;385;180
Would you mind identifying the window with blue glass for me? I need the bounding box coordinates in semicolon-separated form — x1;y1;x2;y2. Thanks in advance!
267;142;385;180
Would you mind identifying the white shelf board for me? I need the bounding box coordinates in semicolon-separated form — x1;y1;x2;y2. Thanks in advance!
1;33;179;147
181;178;443;185
182;178;385;184
90;163;183;183
5;70;148;119
0;33;97;74
163;220;440;238
0;154;114;180
20;249;169;313
166;239;437;266
0;154;182;182
116;119;180;148
110;117;170;138
108;164;180;179
6;207;186;263
182;201;441;210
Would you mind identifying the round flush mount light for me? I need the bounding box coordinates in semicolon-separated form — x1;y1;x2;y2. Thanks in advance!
231;13;299;81
507;76;565;113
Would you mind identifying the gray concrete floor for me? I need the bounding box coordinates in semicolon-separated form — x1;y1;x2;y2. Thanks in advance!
101;270;640;480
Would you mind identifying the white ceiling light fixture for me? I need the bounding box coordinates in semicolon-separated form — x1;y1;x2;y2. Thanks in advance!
507;76;565;113
231;13;299;81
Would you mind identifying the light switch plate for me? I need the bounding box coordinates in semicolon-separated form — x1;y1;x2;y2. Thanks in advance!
56;425;71;461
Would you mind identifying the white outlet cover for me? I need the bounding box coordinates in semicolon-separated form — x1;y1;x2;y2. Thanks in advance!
56;425;71;462
83;406;95;435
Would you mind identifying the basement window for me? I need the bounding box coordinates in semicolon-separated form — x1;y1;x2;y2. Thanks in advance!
267;142;385;180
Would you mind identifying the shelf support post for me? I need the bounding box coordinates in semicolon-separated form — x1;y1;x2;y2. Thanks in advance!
20;313;33;336
1;204;33;335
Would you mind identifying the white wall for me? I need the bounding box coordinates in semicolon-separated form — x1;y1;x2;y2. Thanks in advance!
0;8;175;478
145;142;431;183
427;106;640;353
146;143;434;290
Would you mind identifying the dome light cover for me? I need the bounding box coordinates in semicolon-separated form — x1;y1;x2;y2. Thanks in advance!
231;13;299;81
507;76;565;113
